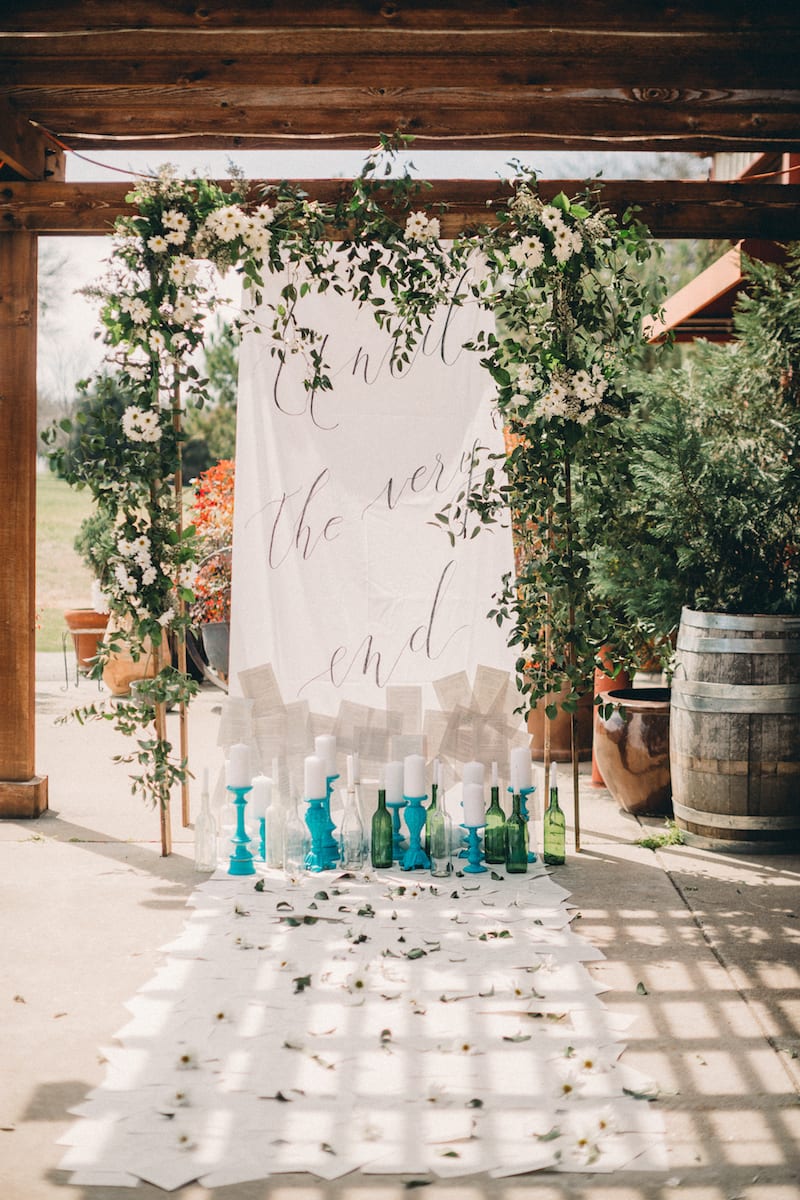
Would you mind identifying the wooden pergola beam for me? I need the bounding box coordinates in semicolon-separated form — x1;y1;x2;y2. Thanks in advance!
2;179;800;241
0;96;64;181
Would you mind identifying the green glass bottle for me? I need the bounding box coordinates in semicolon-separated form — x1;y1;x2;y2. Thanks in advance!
505;792;528;873
484;785;506;864
543;765;566;865
424;780;438;855
371;788;393;868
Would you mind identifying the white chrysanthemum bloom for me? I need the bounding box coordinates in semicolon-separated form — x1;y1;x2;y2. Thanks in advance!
173;295;196;325
141;566;157;586
127;297;149;324
127;364;148;382
162;209;191;233
539;390;570;421
147;234;169;253
570;229;584;255
540;205;566;233
121;405;162;443
131;534;149;553
149;329;167;352
549;378;569;403
253;203;275;226
207;204;248;243
553;227;577;264
178;562;198;589
117;537;131;557
158;608;175;627
404;210;439;242
516;363;535;392
113;563;137;595
571;369;593;400
575;408;594;426
165;229;187;246
242;221;271;256
509;234;545;271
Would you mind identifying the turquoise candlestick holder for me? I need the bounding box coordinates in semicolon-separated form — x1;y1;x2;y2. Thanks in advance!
386;799;408;862
227;785;256;876
462;822;487;874
322;774;340;865
401;793;430;870
257;816;266;862
304;794;337;871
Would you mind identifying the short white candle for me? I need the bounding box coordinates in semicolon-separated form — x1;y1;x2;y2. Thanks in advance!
404;753;426;798
250;774;271;819
315;734;337;777
491;761;499;788
510;746;532;794
463;782;485;827
463;760;485;786
304;754;327;799
385;760;404;804
227;743;252;789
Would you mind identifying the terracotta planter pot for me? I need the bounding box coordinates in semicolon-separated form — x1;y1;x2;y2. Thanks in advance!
63;608;110;673
594;687;672;816
592;659;632;785
527;686;593;762
101;619;165;698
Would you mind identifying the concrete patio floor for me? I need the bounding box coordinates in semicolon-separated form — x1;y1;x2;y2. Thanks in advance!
0;660;798;1199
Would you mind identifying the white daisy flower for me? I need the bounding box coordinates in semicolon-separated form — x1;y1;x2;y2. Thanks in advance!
147;234;169;254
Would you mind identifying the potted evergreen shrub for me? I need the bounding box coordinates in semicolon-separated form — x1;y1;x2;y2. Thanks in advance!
590;247;800;850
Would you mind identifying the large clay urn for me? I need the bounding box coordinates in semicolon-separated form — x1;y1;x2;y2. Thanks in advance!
594;687;672;816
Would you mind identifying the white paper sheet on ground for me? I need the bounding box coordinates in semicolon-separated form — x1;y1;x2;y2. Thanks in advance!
60;866;666;1187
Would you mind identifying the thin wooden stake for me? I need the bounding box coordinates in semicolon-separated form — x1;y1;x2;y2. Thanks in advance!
173;382;191;827
563;452;581;853
153;637;172;857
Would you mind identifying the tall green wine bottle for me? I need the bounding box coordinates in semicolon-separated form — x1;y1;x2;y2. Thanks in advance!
424;779;439;856
371;788;393;868
484;784;506;864
543;764;566;865
505;792;528;873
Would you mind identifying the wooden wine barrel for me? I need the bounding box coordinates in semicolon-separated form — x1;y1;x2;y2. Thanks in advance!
670;608;800;853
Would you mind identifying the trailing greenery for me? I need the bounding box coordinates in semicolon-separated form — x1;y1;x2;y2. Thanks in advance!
636;820;685;851
590;246;800;638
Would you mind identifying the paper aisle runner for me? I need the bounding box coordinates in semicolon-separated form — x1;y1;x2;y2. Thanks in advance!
59;868;666;1190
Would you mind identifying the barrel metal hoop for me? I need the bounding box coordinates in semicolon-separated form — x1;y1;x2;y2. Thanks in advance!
671;680;800;713
676;635;800;655
672;800;800;831
680;608;800;633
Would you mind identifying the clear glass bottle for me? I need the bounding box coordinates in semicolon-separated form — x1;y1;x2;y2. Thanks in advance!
429;787;454;877
543;764;566;865
371;788;393;868
265;793;287;869
505;792;529;873
340;786;366;869
283;797;310;876
484;784;506;864
194;773;217;871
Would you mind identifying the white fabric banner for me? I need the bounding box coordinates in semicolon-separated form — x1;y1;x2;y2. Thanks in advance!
229;263;516;715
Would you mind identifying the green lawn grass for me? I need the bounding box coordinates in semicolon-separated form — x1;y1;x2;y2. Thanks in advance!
36;472;95;651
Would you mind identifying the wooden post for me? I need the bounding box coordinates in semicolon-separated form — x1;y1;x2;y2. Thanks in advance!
173;383;190;828
0;232;48;817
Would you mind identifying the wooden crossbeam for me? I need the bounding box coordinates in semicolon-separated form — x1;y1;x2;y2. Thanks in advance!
0;97;64;180
2;179;800;241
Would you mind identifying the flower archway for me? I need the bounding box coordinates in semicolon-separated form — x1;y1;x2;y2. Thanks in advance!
45;139;664;851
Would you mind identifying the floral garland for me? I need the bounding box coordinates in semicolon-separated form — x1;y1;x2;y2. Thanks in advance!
47;139;663;816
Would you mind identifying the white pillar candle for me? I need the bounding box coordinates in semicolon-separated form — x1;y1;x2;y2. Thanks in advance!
346;754;355;788
463;782;486;827
510;746;532;794
385;760;404;804
304;754;327;799
315;734;337;777
352;751;360;784
250;774;271;819
227;743;251;789
491;761;498;788
404;753;426;798
433;758;441;789
463;760;484;785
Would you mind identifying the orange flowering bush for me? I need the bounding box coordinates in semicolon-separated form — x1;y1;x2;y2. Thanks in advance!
190;459;234;624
